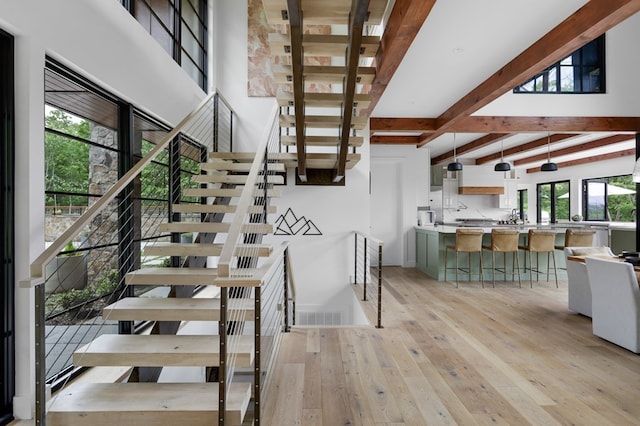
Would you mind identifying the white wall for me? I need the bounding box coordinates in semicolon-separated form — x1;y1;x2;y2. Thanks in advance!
370;145;430;267
477;12;640;117
0;0;207;419
215;1;372;323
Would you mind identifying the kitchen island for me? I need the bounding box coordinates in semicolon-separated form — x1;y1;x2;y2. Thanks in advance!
415;224;609;282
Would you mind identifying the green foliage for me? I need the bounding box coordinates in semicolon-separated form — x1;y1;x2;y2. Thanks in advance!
46;269;120;312
45;109;91;207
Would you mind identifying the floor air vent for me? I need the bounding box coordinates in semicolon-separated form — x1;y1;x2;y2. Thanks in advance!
298;311;343;326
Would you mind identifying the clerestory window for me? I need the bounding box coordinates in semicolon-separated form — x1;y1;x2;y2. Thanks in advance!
121;0;208;90
514;34;605;94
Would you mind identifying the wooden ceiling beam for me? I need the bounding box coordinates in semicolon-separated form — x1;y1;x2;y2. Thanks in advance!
525;148;635;173
457;116;640;133
417;0;640;147
371;116;640;134
286;0;306;181
431;134;512;165
370;117;437;132
336;0;370;182
363;0;436;117
370;135;421;144
475;134;576;164
514;134;635;166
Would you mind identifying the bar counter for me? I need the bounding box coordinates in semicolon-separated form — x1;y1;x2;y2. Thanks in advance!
414;225;608;282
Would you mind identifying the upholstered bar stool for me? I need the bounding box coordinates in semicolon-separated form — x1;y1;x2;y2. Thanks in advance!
555;228;595;250
519;229;558;288
482;228;521;288
445;228;484;287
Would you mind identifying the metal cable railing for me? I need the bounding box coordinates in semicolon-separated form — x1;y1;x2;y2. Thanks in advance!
23;91;235;424
353;231;384;328
214;102;290;424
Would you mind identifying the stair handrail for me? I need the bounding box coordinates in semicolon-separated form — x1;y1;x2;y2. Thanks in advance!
23;91;218;284
353;230;384;328
217;101;279;278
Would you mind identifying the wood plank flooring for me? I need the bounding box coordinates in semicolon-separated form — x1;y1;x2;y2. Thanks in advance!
262;267;640;425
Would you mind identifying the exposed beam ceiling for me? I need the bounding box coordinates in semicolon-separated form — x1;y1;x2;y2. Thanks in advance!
370;135;420;144
417;0;640;146
371;116;640;134
475;134;577;165
514;133;635;166
363;0;436;117
526;148;635;173
431;134;512;165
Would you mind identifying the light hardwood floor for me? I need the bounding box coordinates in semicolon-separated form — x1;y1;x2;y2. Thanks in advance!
262;267;640;425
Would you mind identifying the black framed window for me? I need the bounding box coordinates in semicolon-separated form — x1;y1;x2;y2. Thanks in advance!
517;189;528;221
514;35;605;94
122;0;208;89
537;181;570;224
583;175;636;222
0;28;15;426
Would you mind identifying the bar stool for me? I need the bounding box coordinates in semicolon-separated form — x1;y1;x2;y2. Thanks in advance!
518;229;558;288
482;228;521;288
445;228;484;287
554;228;595;250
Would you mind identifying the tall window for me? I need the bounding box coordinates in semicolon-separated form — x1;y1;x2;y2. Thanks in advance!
514;35;605;94
537;181;570;224
122;0;208;89
0;28;14;426
583;175;636;222
517;189;528;221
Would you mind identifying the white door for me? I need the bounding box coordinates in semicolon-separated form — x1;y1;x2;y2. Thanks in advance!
370;159;402;266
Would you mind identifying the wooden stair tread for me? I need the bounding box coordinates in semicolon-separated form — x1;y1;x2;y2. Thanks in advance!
209;152;361;170
275;152;361;170
47;382;251;426
269;33;379;57
125;267;218;286
261;0;388;25
209;152;258;162
172;203;277;214
280;135;364;147
103;297;255;321
192;174;284;184
144;242;272;257
158;222;273;235
274;65;375;84
277;92;371;108
279;114;368;130
183;187;281;198
201;161;285;172
73;334;254;367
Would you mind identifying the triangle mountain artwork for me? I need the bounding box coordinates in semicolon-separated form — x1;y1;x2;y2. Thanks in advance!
274;208;322;236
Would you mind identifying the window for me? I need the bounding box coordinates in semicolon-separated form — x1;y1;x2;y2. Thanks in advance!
583;175;636;222
0;28;15;425
517;189;528;221
43;59;207;382
537;181;570;224
514;35;605;94
122;0;208;89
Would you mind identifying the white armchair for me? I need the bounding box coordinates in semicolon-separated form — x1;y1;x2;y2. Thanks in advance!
585;256;640;353
564;246;614;317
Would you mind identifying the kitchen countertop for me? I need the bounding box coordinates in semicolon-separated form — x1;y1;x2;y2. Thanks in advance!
416;222;615;234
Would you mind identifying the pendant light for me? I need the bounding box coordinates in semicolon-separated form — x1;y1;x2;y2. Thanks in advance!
447;133;463;171
541;132;558;172
494;139;511;172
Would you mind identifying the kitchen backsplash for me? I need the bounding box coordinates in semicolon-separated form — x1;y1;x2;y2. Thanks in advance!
430;189;519;223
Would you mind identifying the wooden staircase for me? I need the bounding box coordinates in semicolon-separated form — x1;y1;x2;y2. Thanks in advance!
262;0;390;183
46;152;282;425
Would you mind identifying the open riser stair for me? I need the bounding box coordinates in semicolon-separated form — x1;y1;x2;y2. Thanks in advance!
46;151;280;425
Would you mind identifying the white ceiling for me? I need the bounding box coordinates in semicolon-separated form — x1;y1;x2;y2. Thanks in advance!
370;0;639;170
